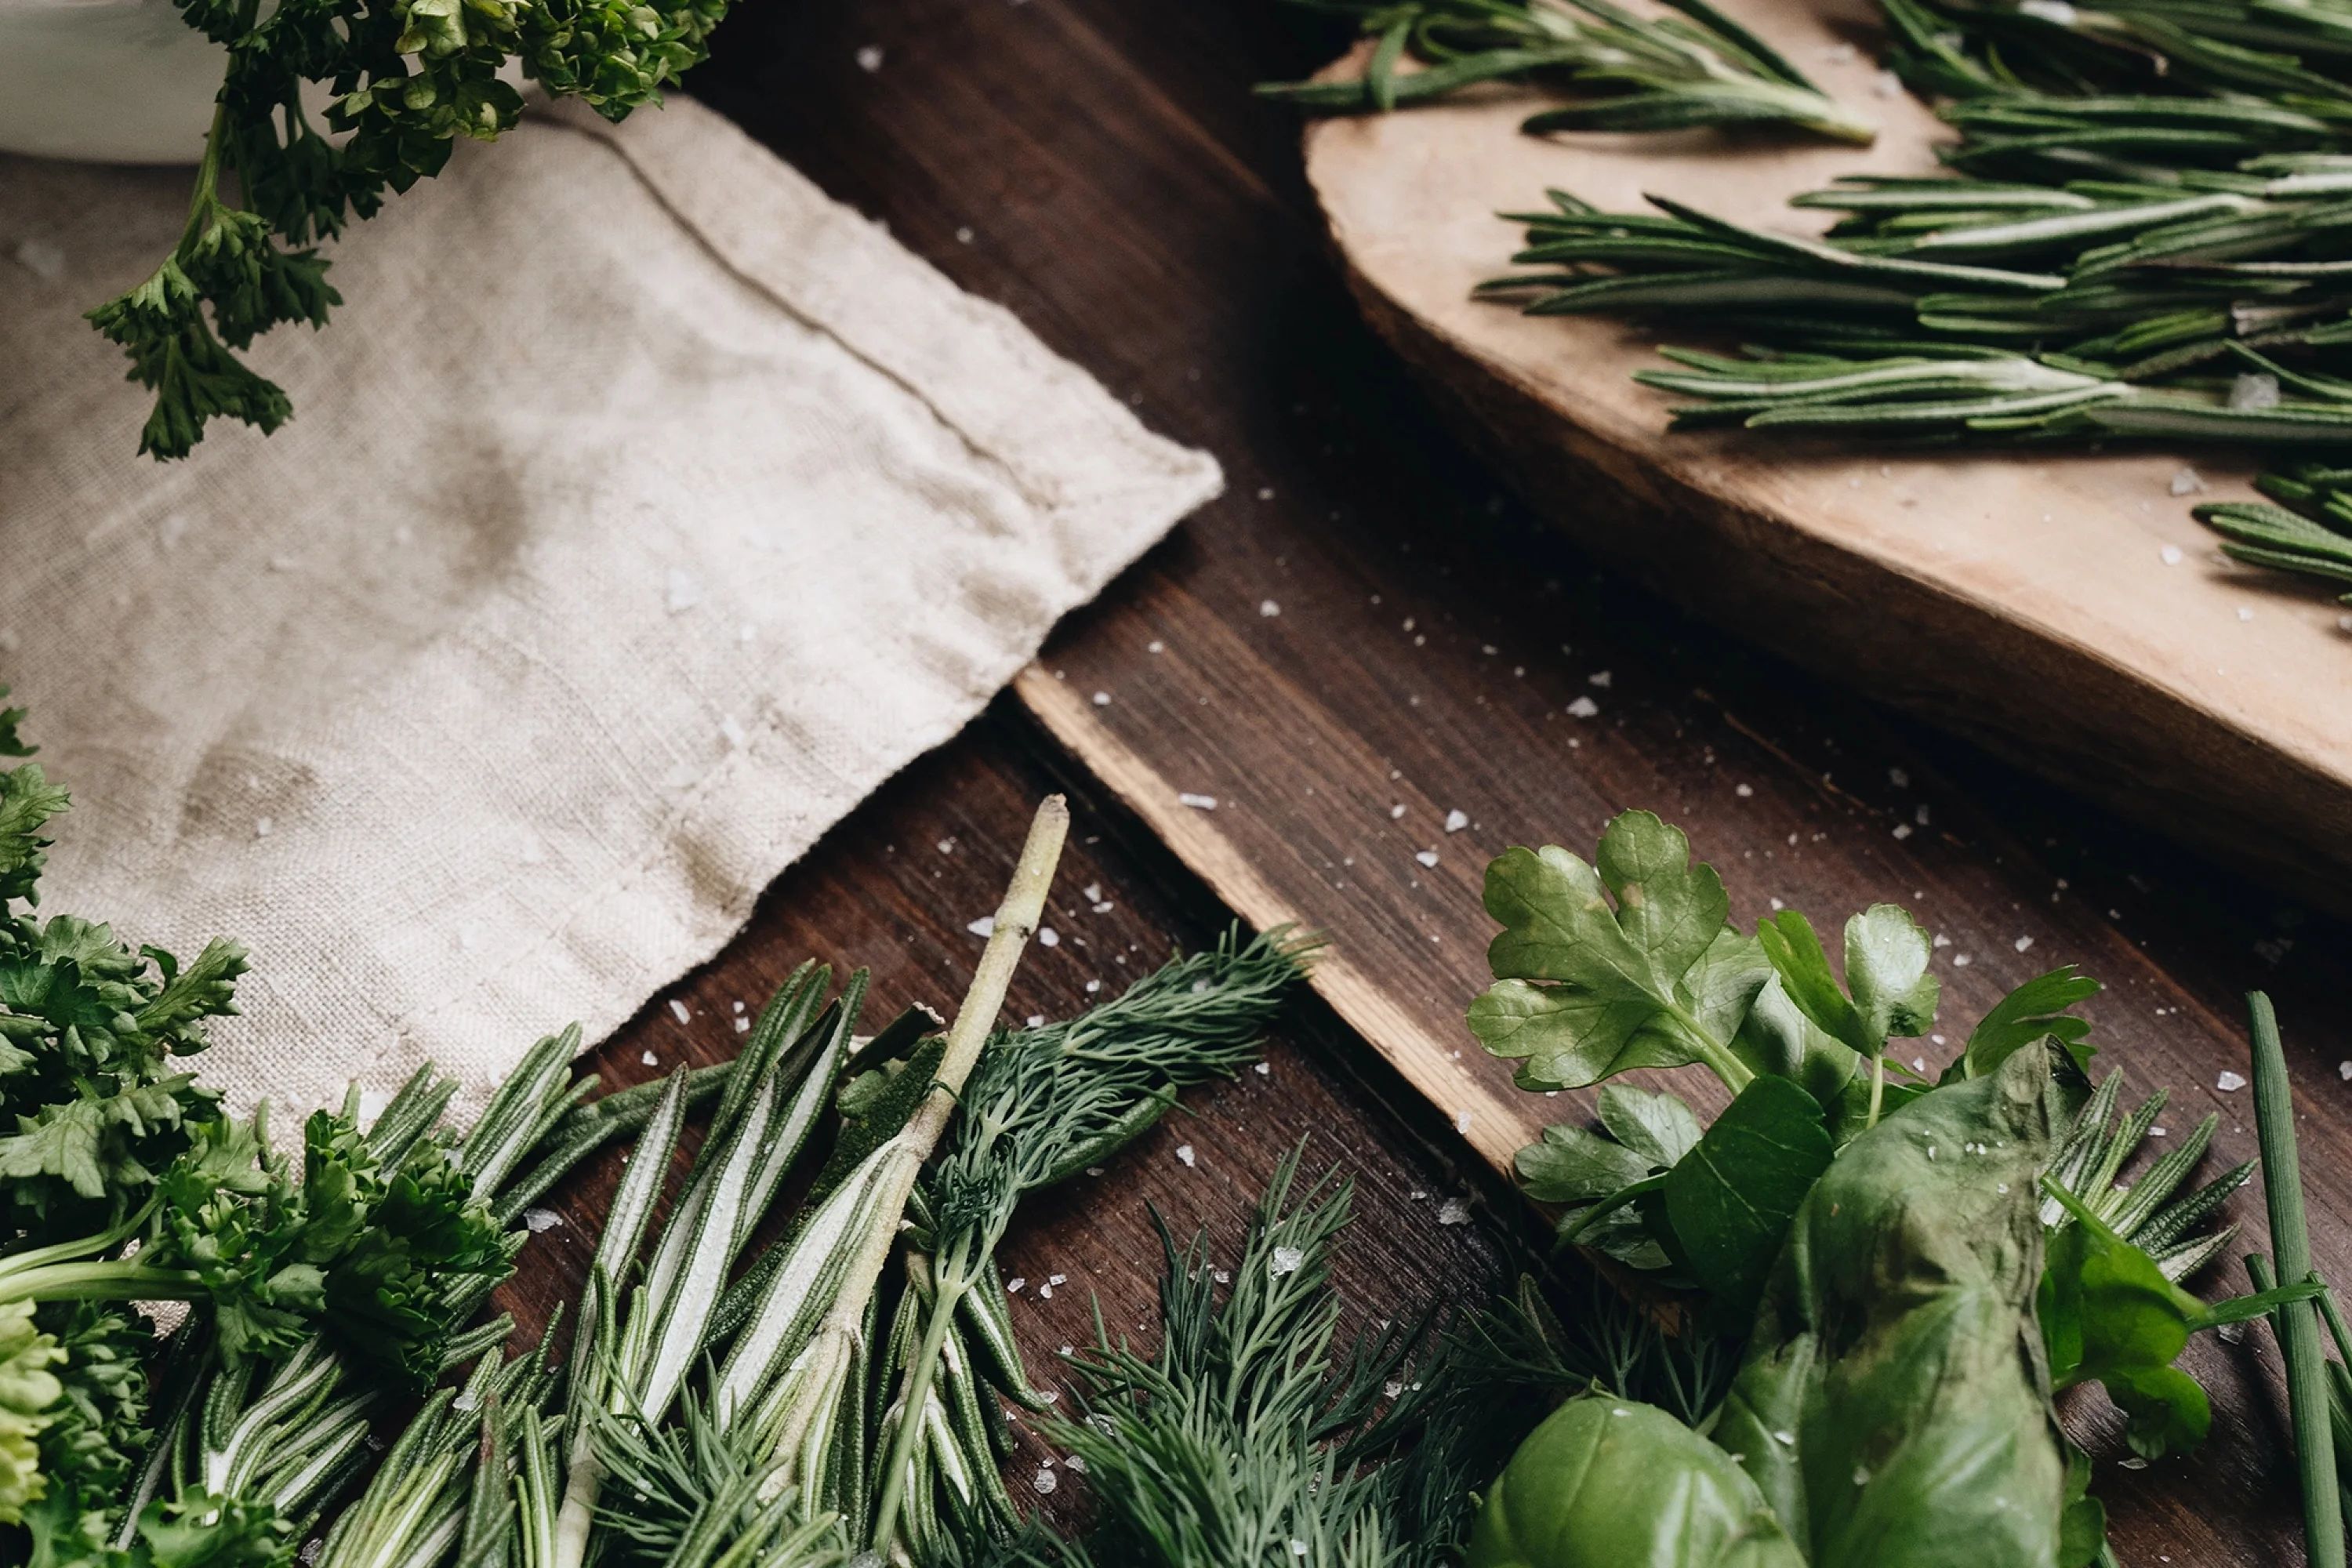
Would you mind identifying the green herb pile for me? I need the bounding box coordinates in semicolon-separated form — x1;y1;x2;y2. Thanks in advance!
87;0;731;461
1268;0;2352;607
1446;809;2336;1568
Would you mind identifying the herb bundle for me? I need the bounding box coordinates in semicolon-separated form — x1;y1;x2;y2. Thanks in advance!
87;0;731;459
1457;810;2314;1567
1259;0;1875;143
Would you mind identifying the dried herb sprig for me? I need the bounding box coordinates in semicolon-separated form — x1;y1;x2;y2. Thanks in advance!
1258;0;1875;143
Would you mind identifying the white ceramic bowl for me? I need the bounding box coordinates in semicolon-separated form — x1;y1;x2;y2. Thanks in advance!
0;0;227;163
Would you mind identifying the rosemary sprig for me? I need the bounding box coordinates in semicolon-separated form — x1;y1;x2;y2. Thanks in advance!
1258;0;1875;143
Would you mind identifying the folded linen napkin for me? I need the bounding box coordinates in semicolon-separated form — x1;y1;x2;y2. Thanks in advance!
0;96;1219;1121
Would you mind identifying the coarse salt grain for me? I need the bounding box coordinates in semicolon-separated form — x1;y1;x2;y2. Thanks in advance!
1176;1144;1196;1167
1007;1277;1026;1294
641;1050;658;1066
1091;691;1111;707
1178;792;1218;810
1032;1468;1058;1495
2217;1070;2248;1092
668;1000;690;1025
967;916;996;938
2169;468;2205;497
1038;926;1060;948
1567;696;1600;718
1415;849;1439;868
1444;808;1469;833
2161;544;2185;565
1270;1246;1305;1278
855;44;884;71
1254;1062;1272;1076
1437;1198;1470;1225
523;1209;564;1233
1259;599;1281;618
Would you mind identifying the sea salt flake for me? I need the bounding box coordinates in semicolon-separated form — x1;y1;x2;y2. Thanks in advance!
1737;783;1753;797
641;1050;658;1066
669;1000;691;1025
1270;1246;1305;1278
1007;1277;1026;1294
1390;803;1407;819
1415;849;1439;868
2160;544;2186;566
1178;792;1218;810
1892;824;1913;840
1176;1144;1196;1167
1254;1062;1272;1076
733;1017;750;1034
2168;468;2205;497
1259;599;1282;618
967;916;996;938
1444;808;1469;833
2229;372;2281;411
1032;1467;1058;1495
2216;1070;2247;1092
1567;695;1600;718
2015;935;2035;952
1091;691;1111;707
1437;1197;1471;1226
1038;926;1060;948
523;1208;564;1233
855;44;884;71
1065;1455;1086;1474
1049;1274;1066;1287
1588;670;1613;688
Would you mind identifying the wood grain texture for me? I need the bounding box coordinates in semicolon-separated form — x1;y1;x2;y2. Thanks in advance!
667;0;2352;1559
1298;2;2352;910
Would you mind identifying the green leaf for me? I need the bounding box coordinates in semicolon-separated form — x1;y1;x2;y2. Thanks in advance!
1733;977;1866;1112
1962;967;2100;1080
1715;1044;2070;1568
1597;1083;1704;1168
1471;813;1762;1091
1465;1396;1806;1568
1844;905;1940;1045
1662;1075;1835;1321
1516;1123;1654;1203
2038;1181;2212;1458
0;1299;63;1526
1754;910;1869;1052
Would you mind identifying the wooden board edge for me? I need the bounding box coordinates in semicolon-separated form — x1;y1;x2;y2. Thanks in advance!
1311;225;2352;916
1014;664;1534;1178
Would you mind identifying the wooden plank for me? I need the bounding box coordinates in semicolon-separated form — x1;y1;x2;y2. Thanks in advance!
1296;2;2352;911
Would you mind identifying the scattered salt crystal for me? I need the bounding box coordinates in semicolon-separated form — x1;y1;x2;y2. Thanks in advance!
1254;1062;1272;1076
1065;1454;1087;1474
2015;935;2034;953
1007;1277;1026;1294
13;238;66;280
1147;639;1165;653
733;1017;750;1034
1952;953;1972;967
1269;1246;1305;1278
2169;468;2206;498
1094;900;1114;913
669;999;691;1025
1038;926;1060;948
1385;1380;1405;1399
720;715;747;750
1736;783;1753;797
1259;599;1282;618
1437;1197;1470;1225
641;1050;658;1066
1853;1466;1871;1486
1178;792;1218;810
1032;1467;1058;1495
2216;1319;2247;1345
2238;606;2256;622
1290;1542;1308;1559
1091;691;1111;707
1892;824;1913;840
1588;670;1612;688
967;916;996;937
1040;1283;1053;1299
1454;1109;1472;1134
938;838;956;855
2339;1062;2351;1081
1083;882;1102;902
1871;67;1902;96
2228;372;2281;411
1822;41;1858;61
1214;1269;1230;1284
1049;1274;1066;1287
1390;803;1407;819
1444;808;1469;833
299;1541;325;1565
1176;1144;1196;1167
1566;696;1600;718
2216;1070;2247;1092
955;227;975;245
1027;1014;1046;1029
1085;979;1102;993
523;1208;564;1233
855;44;884;71
1889;767;1910;787
1415;849;1439;868
664;568;702;614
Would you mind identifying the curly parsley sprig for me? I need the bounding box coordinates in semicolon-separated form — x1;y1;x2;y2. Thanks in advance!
89;0;731;460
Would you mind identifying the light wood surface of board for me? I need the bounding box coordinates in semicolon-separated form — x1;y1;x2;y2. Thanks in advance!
1300;0;2352;909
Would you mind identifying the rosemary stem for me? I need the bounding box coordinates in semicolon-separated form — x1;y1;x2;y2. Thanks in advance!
2249;990;2344;1568
869;1240;975;1548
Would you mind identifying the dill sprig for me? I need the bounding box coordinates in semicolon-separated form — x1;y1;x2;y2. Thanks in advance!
866;927;1322;1558
1031;1145;1488;1568
1258;0;1875;143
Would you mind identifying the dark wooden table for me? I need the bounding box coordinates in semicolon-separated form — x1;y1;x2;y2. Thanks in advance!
492;2;2352;1559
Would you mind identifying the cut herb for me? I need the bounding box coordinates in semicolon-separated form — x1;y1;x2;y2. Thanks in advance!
1260;0;1875;143
88;0;734;459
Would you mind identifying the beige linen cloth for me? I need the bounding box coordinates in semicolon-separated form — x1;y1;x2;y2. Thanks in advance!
0;97;1219;1123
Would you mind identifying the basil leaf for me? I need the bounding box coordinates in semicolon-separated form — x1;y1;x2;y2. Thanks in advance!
1662;1075;1835;1322
1714;1044;2070;1568
2038;1182;2213;1459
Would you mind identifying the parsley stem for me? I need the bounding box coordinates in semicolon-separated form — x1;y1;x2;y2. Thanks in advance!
1667;1002;1754;1093
0;1261;207;1303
